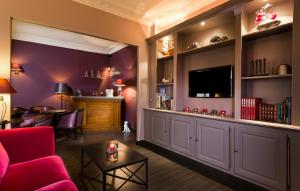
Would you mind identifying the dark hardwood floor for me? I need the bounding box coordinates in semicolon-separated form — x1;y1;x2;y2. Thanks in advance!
56;131;234;191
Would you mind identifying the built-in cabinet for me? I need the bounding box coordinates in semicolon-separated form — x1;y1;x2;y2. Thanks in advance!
147;0;300;125
288;132;300;191
144;109;297;191
234;124;286;190
150;112;170;147
170;114;194;156
195;119;230;170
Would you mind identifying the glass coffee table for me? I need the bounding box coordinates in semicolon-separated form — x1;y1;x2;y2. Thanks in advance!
80;141;148;191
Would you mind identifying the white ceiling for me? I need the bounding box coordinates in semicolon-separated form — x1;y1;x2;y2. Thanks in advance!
11;19;128;55
72;0;225;28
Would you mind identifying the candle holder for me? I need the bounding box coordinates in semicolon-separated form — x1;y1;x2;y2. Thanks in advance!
220;110;226;117
106;151;118;162
202;107;208;114
106;140;118;154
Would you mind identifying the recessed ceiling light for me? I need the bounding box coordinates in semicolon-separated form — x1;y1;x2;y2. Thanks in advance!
200;21;206;26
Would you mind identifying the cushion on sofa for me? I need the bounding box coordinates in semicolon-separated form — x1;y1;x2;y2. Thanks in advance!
0;142;9;183
35;180;78;191
0;155;70;191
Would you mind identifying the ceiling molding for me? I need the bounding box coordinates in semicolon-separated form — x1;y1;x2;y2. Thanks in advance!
12;19;127;55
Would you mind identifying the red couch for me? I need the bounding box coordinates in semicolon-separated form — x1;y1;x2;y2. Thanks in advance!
0;126;78;191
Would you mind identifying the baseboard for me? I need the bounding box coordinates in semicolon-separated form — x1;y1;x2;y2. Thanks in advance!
136;140;269;191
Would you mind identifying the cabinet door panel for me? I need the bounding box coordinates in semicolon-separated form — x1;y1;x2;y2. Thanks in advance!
151;112;169;147
234;126;286;190
170;115;194;156
196;119;230;170
289;132;300;191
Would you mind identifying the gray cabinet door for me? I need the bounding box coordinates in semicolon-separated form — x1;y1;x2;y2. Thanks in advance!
234;125;286;190
195;119;230;170
150;112;170;147
288;132;300;191
170;114;194;156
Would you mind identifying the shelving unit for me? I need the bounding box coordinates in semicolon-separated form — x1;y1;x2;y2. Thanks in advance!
81;76;104;80
177;39;235;56
147;0;299;125
241;74;292;80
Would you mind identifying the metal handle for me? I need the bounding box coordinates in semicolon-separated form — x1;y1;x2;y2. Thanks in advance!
164;130;168;133
195;138;198;142
234;150;238;153
189;137;193;140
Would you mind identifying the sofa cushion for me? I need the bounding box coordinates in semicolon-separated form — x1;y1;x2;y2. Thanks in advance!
0;142;9;183
0;155;70;191
35;180;78;191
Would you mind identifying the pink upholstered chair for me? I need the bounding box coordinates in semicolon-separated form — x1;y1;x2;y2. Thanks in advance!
0;126;78;191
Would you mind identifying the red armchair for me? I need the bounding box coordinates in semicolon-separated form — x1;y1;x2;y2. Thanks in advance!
0;126;78;191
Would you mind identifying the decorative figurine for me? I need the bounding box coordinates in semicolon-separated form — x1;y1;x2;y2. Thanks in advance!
211;109;218;116
122;121;131;133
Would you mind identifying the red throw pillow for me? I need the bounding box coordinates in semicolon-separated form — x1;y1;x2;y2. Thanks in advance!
0;142;9;183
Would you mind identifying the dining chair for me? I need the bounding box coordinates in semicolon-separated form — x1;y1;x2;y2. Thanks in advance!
56;110;78;140
75;109;84;135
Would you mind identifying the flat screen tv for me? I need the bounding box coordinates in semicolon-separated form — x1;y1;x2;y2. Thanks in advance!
189;65;233;98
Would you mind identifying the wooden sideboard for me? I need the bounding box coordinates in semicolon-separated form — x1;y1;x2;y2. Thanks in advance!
72;96;123;131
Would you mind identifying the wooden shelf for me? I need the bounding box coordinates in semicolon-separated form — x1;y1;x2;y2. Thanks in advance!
81;76;104;80
157;55;174;61
241;74;292;80
177;39;235;56
157;83;174;86
242;23;293;41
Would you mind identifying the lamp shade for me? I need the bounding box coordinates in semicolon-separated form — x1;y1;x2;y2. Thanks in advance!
11;64;24;74
0;78;16;93
54;83;68;94
114;79;125;87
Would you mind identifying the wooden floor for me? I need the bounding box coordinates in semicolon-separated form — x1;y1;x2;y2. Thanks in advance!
56;132;237;191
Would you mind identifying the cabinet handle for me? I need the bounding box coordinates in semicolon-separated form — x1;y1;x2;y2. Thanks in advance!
164;130;168;133
287;136;291;191
195;139;198;142
189;137;193;140
234;150;238;153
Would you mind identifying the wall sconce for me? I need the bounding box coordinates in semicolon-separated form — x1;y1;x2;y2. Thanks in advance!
11;64;24;75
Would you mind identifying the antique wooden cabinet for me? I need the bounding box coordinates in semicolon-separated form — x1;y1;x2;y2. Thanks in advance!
72;96;123;131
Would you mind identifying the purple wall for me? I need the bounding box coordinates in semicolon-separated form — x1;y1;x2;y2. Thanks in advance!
110;46;137;129
11;40;137;128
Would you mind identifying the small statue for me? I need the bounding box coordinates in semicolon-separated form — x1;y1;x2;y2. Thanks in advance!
122;121;131;133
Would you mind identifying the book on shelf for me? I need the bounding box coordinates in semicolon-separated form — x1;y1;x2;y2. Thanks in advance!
241;98;262;120
241;97;292;124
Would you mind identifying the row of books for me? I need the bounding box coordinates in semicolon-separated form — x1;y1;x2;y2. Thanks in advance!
241;97;292;124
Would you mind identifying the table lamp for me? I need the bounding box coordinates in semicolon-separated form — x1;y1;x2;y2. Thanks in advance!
0;78;16;122
113;79;125;96
54;83;69;109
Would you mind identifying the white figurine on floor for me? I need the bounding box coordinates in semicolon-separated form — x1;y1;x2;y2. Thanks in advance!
122;121;131;133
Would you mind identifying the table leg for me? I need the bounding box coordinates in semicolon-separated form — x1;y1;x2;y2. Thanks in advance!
146;160;148;189
81;149;84;174
103;172;106;191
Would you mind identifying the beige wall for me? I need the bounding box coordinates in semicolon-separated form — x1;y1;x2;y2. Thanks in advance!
0;0;149;140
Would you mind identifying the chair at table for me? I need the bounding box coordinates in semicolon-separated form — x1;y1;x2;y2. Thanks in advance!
30;106;55;113
56;110;79;140
76;108;84;135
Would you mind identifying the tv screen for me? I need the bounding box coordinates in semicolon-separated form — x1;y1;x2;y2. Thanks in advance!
189;65;233;98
